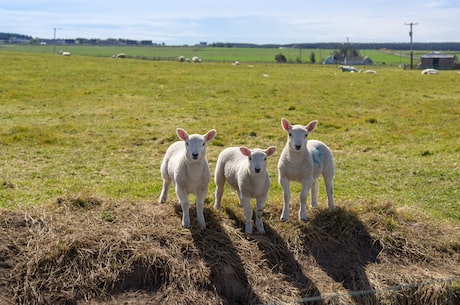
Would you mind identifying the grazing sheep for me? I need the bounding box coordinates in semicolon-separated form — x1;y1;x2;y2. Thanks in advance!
278;118;335;221
115;53;126;58
421;68;439;75
339;65;357;72
59;51;71;56
191;56;202;63
359;69;377;74
214;146;276;234
159;128;217;229
178;56;185;62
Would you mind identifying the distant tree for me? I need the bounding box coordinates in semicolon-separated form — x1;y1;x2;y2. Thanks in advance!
310;51;316;63
334;43;360;58
275;53;287;63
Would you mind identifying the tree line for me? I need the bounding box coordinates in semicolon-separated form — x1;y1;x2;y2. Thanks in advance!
1;32;460;51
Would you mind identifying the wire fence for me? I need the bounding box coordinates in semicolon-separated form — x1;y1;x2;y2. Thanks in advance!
262;277;459;305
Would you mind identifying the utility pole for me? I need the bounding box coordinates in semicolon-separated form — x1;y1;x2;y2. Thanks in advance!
53;27;56;54
405;22;418;69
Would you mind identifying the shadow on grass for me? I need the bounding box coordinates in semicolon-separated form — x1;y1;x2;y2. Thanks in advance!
303;207;383;305
187;206;262;305
225;207;323;305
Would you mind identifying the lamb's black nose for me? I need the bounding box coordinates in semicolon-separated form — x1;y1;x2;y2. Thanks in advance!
192;153;199;159
255;168;261;173
295;145;301;150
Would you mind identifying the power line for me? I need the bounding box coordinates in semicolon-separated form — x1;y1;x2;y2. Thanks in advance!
405;22;418;69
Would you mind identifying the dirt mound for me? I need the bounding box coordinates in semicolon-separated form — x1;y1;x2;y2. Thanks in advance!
1;195;459;304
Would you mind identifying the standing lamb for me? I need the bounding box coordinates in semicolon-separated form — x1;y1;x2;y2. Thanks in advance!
159;128;217;229
214;146;276;234
278;118;335;221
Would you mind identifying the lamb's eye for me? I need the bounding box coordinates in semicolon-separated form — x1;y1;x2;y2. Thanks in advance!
186;142;189;146
202;142;205;146
264;157;267;161
289;133;292;137
305;134;308;138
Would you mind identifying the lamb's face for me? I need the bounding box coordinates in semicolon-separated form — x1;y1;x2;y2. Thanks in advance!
185;135;207;162
288;125;309;151
246;149;268;175
281;118;317;152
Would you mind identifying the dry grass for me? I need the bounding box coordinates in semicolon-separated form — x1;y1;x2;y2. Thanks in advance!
1;195;458;305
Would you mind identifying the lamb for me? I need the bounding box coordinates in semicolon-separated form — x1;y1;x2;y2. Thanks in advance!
421;68;439;75
278;118;335;221
214;146;276;234
159;128;217;229
191;56;202;63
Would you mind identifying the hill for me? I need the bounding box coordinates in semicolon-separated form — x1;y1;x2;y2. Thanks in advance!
1;195;458;304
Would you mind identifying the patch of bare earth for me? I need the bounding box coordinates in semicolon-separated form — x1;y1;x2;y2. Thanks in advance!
1;195;459;305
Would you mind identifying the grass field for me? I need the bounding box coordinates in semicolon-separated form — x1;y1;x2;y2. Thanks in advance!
0;51;459;304
0;44;431;65
1;51;458;221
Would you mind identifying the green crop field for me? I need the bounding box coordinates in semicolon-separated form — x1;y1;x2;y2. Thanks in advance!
0;51;458;222
0;44;429;65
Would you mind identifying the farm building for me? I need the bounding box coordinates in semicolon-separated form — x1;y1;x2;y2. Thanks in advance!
418;53;459;70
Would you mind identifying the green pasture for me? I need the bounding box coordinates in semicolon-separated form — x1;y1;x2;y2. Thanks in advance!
0;44;426;65
0;52;459;224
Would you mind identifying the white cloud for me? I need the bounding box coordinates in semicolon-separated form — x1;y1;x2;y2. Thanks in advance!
0;0;459;44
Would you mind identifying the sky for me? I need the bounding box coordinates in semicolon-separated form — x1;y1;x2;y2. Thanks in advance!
1;0;459;45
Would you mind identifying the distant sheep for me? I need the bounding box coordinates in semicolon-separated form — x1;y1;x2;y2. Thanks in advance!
278;118;335;221
178;56;185;62
59;51;71;56
115;53;126;58
214;146;276;234
359;69;377;74
159;128;217;229
191;56;202;63
421;68;439;75
339;65;357;72
232;61;240;66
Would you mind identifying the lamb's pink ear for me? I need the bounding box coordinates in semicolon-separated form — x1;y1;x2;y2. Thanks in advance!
176;128;188;141
204;129;217;142
305;120;318;133
240;147;251;157
265;146;276;157
281;118;291;131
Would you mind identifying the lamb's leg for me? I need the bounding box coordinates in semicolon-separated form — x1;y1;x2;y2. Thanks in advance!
240;196;253;234
324;177;335;208
195;188;207;229
255;196;266;234
299;177;313;221
279;176;291;221
176;187;191;228
214;175;225;209
311;178;319;208
159;178;171;203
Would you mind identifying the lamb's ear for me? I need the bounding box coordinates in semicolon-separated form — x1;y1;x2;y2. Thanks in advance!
176;128;189;141
281;118;291;131
265;146;277;157
204;129;217;142
305;120;318;133
240;147;251;157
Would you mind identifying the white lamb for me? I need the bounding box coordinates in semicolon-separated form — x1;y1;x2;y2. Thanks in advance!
159;128;217;229
214;146;276;234
278;118;335;221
